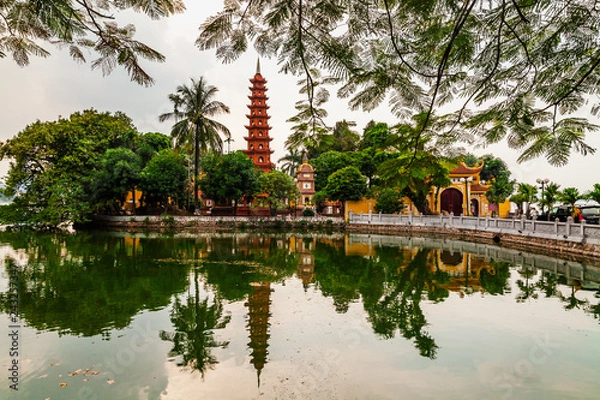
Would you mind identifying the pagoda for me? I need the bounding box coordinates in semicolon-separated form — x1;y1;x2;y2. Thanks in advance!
243;59;275;172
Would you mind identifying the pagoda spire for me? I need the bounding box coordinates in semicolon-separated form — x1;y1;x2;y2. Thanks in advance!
242;62;275;172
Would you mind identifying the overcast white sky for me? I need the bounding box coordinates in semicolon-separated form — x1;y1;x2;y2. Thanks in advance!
2;2;599;192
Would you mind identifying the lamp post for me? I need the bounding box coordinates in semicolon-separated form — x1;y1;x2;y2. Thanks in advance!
536;178;549;213
460;176;473;216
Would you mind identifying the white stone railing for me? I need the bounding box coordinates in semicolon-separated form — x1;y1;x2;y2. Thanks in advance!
347;234;600;285
347;211;600;246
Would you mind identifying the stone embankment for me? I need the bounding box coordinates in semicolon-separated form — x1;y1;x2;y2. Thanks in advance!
91;213;600;261
91;215;345;232
347;212;600;260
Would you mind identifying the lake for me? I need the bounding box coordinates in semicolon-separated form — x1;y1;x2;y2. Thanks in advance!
1;230;599;399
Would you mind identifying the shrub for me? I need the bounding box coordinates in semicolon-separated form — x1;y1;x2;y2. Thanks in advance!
302;208;315;217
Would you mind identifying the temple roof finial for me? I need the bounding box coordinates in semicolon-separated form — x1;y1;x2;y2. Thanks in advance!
256;58;261;75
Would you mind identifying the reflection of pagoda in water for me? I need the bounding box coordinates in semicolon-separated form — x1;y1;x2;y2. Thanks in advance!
291;237;316;289
245;281;272;386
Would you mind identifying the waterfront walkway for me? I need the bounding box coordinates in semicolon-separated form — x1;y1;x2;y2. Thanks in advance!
348;211;600;245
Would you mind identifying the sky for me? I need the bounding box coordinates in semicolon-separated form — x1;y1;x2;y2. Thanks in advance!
1;1;600;193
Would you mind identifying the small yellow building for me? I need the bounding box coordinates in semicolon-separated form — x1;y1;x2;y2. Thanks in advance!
345;161;511;219
433;161;510;218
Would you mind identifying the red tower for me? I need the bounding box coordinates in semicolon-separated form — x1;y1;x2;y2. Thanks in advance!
243;59;275;172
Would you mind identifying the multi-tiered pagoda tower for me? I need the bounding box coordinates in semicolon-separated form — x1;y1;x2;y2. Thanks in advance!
243;60;275;172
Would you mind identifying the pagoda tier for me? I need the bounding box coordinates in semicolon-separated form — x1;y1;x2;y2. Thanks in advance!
243;59;275;173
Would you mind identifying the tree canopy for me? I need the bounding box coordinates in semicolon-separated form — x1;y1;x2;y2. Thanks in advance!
198;151;261;214
0;109;141;226
139;149;188;209
199;0;600;166
259;170;300;215
325;166;368;205
1;0;185;85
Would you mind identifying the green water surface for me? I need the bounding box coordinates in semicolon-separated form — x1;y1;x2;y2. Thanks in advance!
0;230;599;400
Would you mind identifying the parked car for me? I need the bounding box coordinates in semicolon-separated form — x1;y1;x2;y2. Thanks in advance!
538;205;573;222
579;205;600;224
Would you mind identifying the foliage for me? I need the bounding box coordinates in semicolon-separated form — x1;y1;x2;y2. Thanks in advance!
376;114;454;214
139;149;188;208
0;109;140;226
464;154;511;182
198;151;261;213
559;187;582;208
374;188;404;215
333;120;360;151
199;1;600;166
0;0;185;85
284;70;332;157
309;151;357;191
137;132;172;164
93;148;142;212
464;154;515;208
485;176;515;208
311;190;328;213
510;183;538;218
584;184;600;204
278;148;302;176
324;166;367;205
302;208;315;217
539;182;561;215
159;77;231;208
259;170;300;214
359;122;392;150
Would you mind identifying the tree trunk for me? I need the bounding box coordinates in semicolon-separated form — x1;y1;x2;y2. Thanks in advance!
194;121;201;211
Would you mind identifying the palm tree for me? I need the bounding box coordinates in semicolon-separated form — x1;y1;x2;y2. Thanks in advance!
278;148;302;176
584;183;600;204
159;269;231;377
539;182;560;219
485;176;515;216
558;187;582;208
159;77;231;209
510;183;537;218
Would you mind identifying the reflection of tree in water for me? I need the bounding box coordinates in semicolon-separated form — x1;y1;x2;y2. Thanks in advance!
0;232;189;337
479;260;511;295
159;269;231;377
515;265;539;302
312;239;372;313
535;271;558;298
312;242;449;359
590;299;600;323
517;270;600;322
559;284;588;310
365;249;448;359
